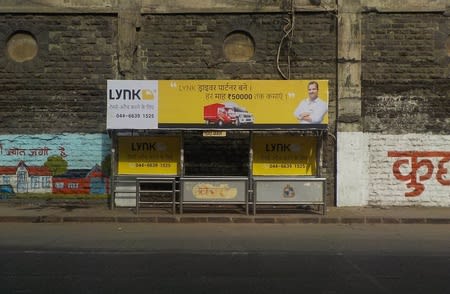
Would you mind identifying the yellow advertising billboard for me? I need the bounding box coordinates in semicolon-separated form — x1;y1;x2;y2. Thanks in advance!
107;80;328;129
159;80;328;129
118;136;180;175
252;135;317;176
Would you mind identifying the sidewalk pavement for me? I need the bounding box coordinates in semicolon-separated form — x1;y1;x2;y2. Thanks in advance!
1;201;450;224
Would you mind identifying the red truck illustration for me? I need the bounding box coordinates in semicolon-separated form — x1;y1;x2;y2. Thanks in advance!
204;102;254;127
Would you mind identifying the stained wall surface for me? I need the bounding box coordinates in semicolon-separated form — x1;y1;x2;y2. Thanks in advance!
1;0;449;206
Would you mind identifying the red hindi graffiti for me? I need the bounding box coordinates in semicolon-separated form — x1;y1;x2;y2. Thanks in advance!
388;151;450;197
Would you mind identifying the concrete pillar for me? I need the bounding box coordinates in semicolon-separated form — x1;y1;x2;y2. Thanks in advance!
336;0;369;206
118;0;141;79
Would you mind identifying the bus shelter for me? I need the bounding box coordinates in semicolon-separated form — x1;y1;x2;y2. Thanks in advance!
108;80;328;215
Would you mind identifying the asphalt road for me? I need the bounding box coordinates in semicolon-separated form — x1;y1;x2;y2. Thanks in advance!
0;223;449;294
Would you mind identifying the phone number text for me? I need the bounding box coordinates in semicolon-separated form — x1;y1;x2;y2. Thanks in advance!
135;163;172;168
268;164;306;168
115;113;154;119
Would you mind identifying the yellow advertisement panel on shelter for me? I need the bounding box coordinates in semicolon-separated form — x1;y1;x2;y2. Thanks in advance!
252;135;317;176
118;136;180;175
158;80;328;129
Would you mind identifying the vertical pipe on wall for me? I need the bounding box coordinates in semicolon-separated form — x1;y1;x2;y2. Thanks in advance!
180;131;184;213
110;130;117;210
248;131;253;216
317;130;323;178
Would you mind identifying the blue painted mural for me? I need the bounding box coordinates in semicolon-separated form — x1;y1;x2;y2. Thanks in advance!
0;133;111;196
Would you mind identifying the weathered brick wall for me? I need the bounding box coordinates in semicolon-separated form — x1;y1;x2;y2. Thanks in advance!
368;134;450;206
361;13;450;134
0;14;117;134
142;13;336;80
141;13;337;204
348;13;450;207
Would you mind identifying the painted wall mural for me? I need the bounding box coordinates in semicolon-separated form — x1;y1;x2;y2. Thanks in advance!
388;151;450;197
0;133;111;196
368;134;450;207
337;133;450;207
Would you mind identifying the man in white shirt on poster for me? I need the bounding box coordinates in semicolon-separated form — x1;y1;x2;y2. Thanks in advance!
293;81;328;124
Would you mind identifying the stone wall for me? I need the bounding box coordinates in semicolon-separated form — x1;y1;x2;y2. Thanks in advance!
1;0;449;206
142;13;337;81
352;12;450;207
0;14;116;134
362;13;450;134
337;5;450;207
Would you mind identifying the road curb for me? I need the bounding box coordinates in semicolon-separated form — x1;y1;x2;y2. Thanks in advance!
0;216;41;223
425;218;450;224
0;215;450;224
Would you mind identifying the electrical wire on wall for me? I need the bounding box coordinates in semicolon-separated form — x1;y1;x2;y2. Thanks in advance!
276;0;295;80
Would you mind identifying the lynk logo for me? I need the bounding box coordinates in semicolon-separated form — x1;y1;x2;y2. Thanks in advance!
131;142;167;152
109;89;154;100
265;144;300;152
